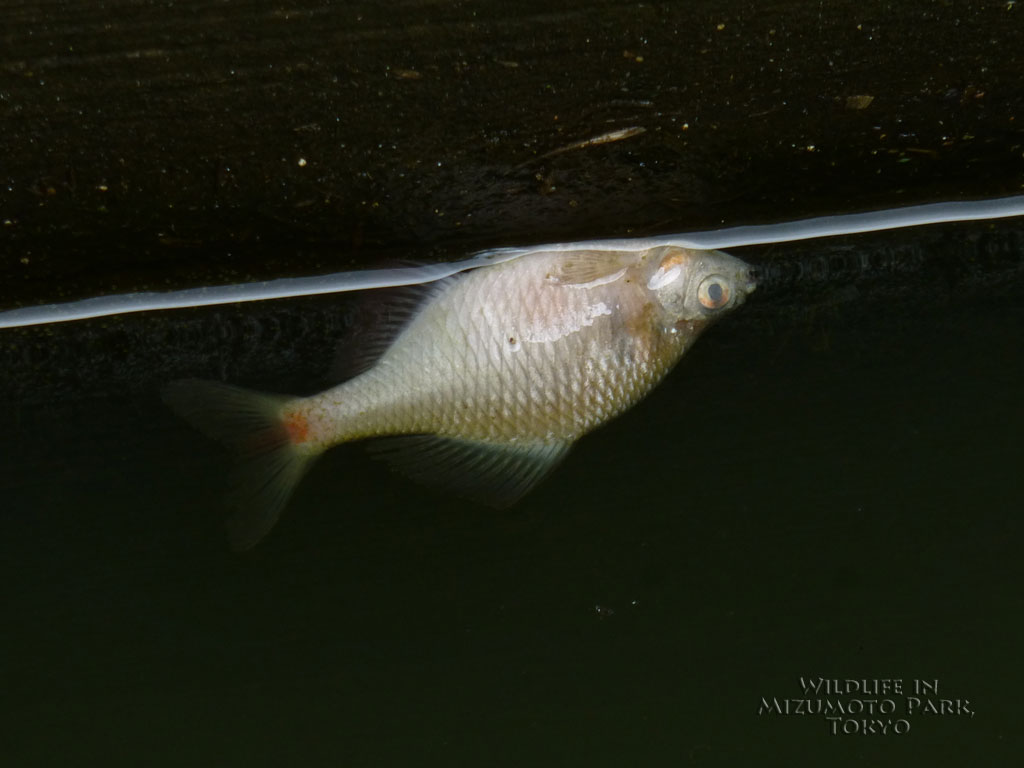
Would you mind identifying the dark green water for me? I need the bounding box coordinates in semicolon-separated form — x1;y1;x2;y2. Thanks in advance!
3;0;1023;764
2;225;1022;767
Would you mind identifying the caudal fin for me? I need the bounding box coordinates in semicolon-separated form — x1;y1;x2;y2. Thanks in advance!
162;379;318;550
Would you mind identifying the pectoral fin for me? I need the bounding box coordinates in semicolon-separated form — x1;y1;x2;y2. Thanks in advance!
545;250;638;286
368;435;572;507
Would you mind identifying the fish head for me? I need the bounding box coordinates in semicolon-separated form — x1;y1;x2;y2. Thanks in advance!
644;247;756;326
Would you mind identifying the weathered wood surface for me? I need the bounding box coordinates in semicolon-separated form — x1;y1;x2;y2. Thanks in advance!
1;0;1022;307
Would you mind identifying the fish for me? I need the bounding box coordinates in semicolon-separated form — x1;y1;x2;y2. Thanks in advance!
163;245;756;549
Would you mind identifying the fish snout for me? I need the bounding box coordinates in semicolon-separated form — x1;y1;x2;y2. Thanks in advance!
732;267;757;304
741;267;758;293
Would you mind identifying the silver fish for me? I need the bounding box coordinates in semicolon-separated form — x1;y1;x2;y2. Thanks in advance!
165;245;755;549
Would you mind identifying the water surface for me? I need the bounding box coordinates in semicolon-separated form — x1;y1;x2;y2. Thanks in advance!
2;223;1021;766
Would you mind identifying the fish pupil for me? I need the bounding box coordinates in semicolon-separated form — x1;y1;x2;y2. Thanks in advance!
708;282;723;303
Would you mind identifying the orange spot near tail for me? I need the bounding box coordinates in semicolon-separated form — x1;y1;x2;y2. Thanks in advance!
283;411;310;444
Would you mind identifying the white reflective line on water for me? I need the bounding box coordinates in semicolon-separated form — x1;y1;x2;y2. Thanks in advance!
558;194;1024;251
0;249;527;329
2;194;1023;329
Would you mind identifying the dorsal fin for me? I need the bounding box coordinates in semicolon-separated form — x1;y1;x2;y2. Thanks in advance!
330;274;456;382
367;434;572;507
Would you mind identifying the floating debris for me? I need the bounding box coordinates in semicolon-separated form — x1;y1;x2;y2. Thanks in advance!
846;94;875;110
536;126;647;161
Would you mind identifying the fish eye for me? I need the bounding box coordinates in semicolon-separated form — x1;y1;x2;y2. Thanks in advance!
697;275;731;309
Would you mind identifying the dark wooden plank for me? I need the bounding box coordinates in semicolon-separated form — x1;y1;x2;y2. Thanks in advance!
1;0;1022;305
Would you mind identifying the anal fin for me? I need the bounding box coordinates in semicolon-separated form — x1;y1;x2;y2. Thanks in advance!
368;435;572;507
